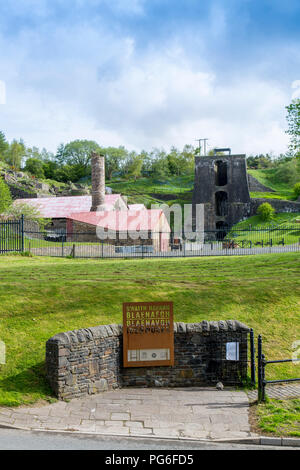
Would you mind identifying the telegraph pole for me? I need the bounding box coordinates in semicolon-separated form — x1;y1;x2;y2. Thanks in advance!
195;138;209;156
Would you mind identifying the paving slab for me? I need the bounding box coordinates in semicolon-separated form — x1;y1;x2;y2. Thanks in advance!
248;383;300;401
0;387;258;441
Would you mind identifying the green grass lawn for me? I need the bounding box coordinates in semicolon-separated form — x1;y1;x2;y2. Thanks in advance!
0;253;299;406
255;399;300;437
248;169;296;200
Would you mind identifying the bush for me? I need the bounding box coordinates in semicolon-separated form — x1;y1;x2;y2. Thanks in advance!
293;182;300;198
0;177;12;213
4;202;49;230
257;202;275;222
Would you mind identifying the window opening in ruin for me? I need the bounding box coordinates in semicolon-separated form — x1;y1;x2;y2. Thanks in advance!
215;191;228;216
214;160;228;186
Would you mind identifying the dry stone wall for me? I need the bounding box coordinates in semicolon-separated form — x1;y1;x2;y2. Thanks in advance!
46;321;250;400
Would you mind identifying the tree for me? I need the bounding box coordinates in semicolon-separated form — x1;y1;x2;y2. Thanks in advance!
271;159;299;185
0;131;8;160
124;152;144;180
149;149;170;179
5;139;26;169
24;158;45;178
286;99;300;157
60;140;100;170
25;146;42;161
42;160;59;180
257;202;275;222
103;146;128;180
0;178;12;214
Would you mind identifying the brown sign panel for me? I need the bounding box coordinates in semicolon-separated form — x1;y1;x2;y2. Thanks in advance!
123;302;174;368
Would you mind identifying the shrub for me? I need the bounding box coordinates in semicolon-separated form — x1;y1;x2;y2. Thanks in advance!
4;202;49;230
257;202;275;222
0;177;12;214
293;182;300;199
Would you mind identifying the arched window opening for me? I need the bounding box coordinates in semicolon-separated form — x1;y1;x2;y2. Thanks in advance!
214;160;228;186
215;191;228;216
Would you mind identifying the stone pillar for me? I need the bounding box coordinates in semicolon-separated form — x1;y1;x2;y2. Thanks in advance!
90;152;105;212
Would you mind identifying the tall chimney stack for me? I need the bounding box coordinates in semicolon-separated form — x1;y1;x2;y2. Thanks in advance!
90;152;106;212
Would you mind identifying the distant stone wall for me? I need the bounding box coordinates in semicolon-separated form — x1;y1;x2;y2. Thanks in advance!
46;320;250;400
247;174;274;193
250;198;300;215
6;182;38;200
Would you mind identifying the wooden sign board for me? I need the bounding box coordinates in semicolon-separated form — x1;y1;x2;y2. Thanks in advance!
123;302;174;368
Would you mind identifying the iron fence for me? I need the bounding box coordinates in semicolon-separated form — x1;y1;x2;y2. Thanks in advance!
0;221;299;258
257;335;300;402
18;225;300;258
0;216;24;254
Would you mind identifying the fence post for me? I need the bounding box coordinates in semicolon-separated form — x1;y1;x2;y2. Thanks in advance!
21;214;24;253
261;354;266;402
62;240;64;257
257;335;262;402
250;329;256;386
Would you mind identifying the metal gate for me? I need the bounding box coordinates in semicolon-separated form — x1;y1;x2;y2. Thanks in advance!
0;216;24;254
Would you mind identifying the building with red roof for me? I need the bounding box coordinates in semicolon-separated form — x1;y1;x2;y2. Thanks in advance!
67;209;170;252
13;154;171;252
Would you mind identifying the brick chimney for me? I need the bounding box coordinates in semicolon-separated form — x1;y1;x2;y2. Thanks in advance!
90;152;106;212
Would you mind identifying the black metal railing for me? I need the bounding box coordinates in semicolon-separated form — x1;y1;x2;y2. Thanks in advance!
257;335;300;402
0;222;299;259
0;216;24;254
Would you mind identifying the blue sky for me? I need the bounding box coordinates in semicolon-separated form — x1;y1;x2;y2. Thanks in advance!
0;0;299;155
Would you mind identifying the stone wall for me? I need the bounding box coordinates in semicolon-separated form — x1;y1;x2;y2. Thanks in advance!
250;198;300;215
46;320;250;400
247;174;274;193
6;182;38;200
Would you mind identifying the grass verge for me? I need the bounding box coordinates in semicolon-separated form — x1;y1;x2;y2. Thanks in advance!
250;399;300;437
0;252;299;406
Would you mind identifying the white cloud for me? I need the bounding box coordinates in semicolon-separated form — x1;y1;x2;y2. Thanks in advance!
0;19;293;155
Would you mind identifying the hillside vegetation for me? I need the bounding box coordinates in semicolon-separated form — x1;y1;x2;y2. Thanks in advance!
0;253;299;406
248;169;297;200
108;175;194;207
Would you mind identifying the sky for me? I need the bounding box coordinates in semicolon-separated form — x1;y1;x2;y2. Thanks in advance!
0;0;300;156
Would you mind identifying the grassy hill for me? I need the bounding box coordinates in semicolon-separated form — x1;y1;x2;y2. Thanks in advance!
108;175;194;207
248;169;296;200
0;253;299;406
107;170;297;208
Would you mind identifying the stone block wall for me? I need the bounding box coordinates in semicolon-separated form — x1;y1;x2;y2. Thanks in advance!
46;320;250;400
250;198;300;215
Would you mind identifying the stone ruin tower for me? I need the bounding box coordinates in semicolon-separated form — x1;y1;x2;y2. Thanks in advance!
192;149;251;237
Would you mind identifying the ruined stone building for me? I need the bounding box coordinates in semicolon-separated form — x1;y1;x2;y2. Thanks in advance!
193;153;251;235
192;150;300;237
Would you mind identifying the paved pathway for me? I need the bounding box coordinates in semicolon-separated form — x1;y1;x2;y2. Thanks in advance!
248;383;300;401
0;387;257;441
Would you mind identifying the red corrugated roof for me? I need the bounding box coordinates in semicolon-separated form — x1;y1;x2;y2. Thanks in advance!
14;195;121;219
69;209;170;232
